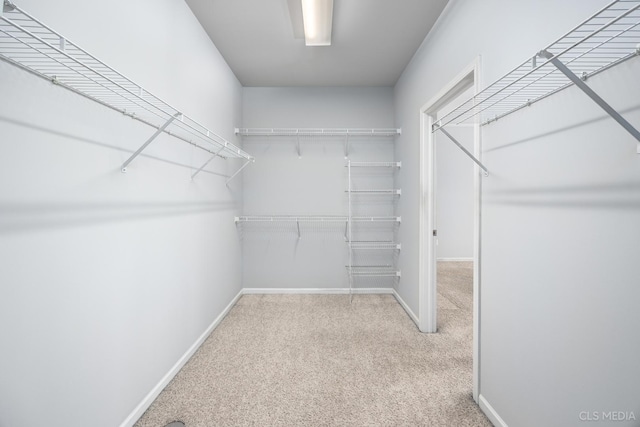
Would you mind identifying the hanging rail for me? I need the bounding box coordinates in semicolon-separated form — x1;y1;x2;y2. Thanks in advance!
0;1;254;178
436;0;640;152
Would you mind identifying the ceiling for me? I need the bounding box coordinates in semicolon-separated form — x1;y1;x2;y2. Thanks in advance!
185;0;449;87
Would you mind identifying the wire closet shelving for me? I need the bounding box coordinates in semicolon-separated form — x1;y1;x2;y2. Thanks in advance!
235;216;401;224
0;1;254;180
235;128;401;157
436;0;640;156
235;128;401;137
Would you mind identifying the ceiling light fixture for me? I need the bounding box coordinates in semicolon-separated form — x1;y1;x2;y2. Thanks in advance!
301;0;333;46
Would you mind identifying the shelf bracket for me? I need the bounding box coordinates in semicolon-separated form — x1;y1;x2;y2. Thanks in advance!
225;158;253;186
434;125;489;176
296;135;301;158
191;144;226;180
540;50;640;154
121;113;180;172
2;0;16;15
296;220;301;239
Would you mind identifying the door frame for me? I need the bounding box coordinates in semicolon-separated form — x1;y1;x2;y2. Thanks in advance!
418;57;482;401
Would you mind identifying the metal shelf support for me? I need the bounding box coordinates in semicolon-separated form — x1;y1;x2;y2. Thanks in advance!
434;125;489;176
121;113;180;172
225;158;254;185
191;144;226;180
540;49;640;153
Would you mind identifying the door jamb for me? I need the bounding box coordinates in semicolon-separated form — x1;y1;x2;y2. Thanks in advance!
418;57;482;402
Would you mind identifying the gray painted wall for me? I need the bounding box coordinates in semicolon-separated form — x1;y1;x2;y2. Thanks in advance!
241;87;397;289
0;1;245;426
395;0;640;425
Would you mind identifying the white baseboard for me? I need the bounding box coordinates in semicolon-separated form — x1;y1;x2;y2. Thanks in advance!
392;289;419;327
479;394;508;427
119;289;244;427
242;287;394;295
120;286;413;426
437;257;474;262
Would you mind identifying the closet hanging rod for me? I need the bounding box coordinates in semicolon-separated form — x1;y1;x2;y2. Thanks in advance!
0;1;254;165
235;128;401;137
436;0;640;133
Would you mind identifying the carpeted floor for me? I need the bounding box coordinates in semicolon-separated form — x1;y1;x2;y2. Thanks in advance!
135;261;491;426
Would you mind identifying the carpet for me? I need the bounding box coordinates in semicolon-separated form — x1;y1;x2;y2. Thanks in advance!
135;261;490;426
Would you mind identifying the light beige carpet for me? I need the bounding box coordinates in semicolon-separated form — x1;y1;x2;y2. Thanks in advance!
135;261;490;426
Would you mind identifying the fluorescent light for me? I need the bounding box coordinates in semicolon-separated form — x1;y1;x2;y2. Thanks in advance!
301;0;333;46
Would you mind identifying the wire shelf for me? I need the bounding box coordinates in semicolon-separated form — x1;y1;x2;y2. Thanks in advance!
346;189;401;195
347;162;401;168
346;266;401;277
349;242;401;250
0;1;253;161
235;128;401;137
437;0;640;128
235;216;401;223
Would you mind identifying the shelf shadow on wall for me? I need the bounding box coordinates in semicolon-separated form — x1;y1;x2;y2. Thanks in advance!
485;180;640;210
0;201;238;235
0;116;229;178
484;105;640;153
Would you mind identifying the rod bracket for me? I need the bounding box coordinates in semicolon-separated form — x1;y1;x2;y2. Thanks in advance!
2;0;16;13
537;49;553;60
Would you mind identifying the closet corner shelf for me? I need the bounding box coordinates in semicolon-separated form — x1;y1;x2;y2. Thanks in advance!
0;1;254;180
436;0;640;153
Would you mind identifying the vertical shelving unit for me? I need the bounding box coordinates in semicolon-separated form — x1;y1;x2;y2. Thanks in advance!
346;161;402;300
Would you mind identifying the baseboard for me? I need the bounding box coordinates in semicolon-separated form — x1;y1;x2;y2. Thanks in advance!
120;286;413;426
392;289;419;327
437;257;474;262
119;289;244;427
479;394;509;427
242;287;394;295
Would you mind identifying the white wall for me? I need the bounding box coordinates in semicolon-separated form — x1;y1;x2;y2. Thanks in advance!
395;0;640;426
241;87;396;289
435;87;475;260
435;125;474;260
0;1;245;426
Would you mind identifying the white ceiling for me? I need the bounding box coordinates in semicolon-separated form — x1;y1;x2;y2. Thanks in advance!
185;0;449;87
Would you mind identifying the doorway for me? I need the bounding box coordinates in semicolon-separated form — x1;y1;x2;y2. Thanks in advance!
418;58;481;401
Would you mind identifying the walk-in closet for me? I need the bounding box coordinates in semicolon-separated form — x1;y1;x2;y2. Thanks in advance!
1;1;639;426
